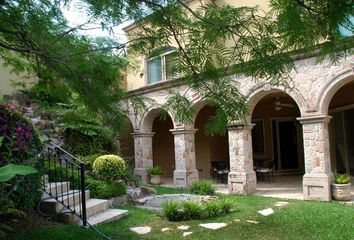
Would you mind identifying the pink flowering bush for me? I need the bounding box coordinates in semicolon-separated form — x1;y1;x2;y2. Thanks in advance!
0;103;43;210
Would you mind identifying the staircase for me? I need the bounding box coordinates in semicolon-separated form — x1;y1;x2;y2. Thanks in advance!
40;142;129;226
41;177;128;225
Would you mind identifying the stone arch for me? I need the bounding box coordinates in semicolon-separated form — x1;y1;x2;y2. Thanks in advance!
123;113;137;131
316;69;354;114
189;99;208;128
140;105;175;132
246;84;307;122
119;114;136;169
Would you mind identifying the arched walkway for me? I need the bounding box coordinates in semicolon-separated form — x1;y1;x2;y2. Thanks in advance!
251;91;304;174
152;113;175;177
328;80;354;176
194;105;229;181
118;116;135;169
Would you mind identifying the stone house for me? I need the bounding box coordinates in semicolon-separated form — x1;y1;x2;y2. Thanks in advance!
122;0;354;202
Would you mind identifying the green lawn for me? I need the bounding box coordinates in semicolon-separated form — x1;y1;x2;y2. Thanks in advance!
8;190;354;240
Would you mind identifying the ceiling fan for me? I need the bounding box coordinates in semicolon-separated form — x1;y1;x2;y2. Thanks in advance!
273;97;295;111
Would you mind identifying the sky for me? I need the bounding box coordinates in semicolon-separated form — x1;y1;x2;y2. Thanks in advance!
61;0;130;42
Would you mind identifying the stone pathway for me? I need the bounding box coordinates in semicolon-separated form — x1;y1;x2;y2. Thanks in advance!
258;208;274;216
177;225;190;230
199;223;227;230
130;201;291;236
129;226;151;235
183;232;193;237
246;220;259;224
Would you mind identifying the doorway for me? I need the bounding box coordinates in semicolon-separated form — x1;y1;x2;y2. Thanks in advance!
272;119;300;171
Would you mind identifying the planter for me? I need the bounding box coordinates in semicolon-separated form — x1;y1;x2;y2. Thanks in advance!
150;175;162;185
331;183;352;201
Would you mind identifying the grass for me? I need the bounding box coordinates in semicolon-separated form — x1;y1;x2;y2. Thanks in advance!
8;189;354;240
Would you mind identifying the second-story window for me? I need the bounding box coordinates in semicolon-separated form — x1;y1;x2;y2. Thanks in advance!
147;47;177;84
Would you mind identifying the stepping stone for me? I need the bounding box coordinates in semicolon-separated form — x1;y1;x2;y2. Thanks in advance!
183;232;193;237
258;208;274;216
234;219;241;222
247;220;259;224
275;201;289;207
178;225;190;230
130;226;151;235
161;227;171;232
199;223;227;230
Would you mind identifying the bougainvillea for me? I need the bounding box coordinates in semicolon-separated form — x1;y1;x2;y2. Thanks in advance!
0;103;43;210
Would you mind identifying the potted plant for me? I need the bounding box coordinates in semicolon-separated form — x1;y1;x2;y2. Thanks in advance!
332;172;352;201
147;166;163;185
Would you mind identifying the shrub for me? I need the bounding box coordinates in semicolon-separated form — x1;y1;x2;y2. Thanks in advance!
0;103;43;210
334;172;351;184
181;201;203;220
190;180;215;195
162;198;233;221
147;166;163;175
93;155;127;181
78;153;101;171
218;198;233;214
204;200;221;217
162;201;181;221
87;178;126;199
125;170;141;187
44;163;126;199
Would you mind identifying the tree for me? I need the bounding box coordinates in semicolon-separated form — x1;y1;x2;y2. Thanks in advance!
0;0;353;133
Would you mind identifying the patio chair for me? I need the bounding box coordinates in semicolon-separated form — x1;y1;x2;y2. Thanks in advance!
211;161;229;183
255;160;274;183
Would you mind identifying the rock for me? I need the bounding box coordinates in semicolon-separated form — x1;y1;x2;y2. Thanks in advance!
31;116;41;125
127;186;157;203
183;232;193;237
258;208;274;216
140;186;157;196
110;195;128;206
12;91;31;106
199;223;227;230
234;219;241;222
177;225;190;230
246;220;259;224
161;227;171;232
130;226;151;235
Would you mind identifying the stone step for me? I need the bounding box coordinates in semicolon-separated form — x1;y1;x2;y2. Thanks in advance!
41;190;90;214
85;209;129;226
76;198;111;218
43;182;71;197
61;198;111;224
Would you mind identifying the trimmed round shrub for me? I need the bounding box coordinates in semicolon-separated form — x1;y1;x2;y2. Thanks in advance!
93;155;127;180
190;180;215;195
0;103;43;210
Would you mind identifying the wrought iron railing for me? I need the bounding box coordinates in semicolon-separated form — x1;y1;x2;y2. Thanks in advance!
42;142;87;226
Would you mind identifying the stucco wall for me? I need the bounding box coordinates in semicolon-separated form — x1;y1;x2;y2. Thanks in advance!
0;60;35;98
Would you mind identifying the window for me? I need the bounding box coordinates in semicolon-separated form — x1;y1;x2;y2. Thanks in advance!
147;47;177;84
252;119;265;154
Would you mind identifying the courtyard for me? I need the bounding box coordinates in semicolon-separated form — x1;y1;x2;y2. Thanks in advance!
8;187;354;240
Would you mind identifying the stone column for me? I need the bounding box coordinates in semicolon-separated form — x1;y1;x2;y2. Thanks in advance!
170;127;199;188
298;115;332;201
227;122;257;194
132;132;154;183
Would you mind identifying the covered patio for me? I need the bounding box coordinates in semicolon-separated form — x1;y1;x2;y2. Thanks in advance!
161;175;354;202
